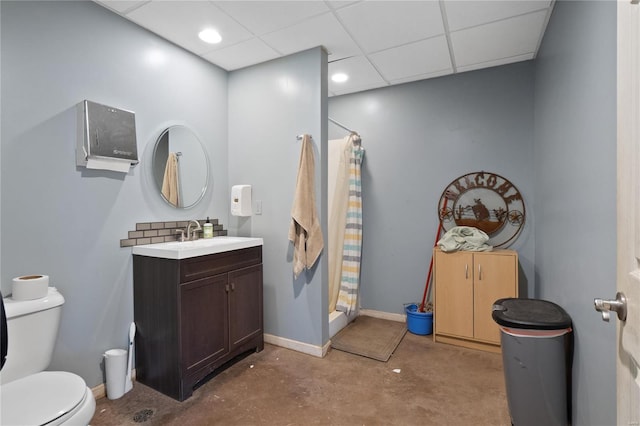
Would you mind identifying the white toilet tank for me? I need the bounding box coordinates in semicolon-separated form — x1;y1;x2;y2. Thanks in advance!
0;287;65;384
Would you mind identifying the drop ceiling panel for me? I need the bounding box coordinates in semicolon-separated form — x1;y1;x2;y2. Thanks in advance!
328;56;386;94
444;0;552;32
369;36;452;82
262;12;361;61
331;81;389;97
336;1;445;53
456;52;534;74
390;68;454;86
93;1;555;97
214;1;330;36
451;10;548;67
203;38;281;71
98;0;148;14
325;1;360;10
126;1;253;55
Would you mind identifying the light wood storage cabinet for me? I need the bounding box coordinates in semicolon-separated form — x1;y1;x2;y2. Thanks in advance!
433;248;518;353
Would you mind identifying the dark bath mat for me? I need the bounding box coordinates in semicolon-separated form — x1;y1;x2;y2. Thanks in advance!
331;315;407;362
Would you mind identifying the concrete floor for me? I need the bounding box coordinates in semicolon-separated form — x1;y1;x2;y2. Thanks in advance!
92;332;510;425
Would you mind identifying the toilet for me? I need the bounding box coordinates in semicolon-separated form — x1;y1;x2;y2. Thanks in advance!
0;287;96;425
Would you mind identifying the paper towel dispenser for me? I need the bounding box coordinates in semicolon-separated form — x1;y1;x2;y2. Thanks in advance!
76;100;139;171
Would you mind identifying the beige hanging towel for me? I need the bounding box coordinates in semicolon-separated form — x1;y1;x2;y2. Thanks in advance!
161;152;179;207
289;134;324;278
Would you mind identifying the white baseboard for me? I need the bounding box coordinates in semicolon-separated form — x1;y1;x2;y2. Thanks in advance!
265;311;405;359
264;333;330;358
359;309;406;323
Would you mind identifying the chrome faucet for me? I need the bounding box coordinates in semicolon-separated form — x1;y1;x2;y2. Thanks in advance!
187;220;202;241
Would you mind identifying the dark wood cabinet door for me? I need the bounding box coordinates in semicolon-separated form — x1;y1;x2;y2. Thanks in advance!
134;247;263;402
228;264;263;349
180;274;229;373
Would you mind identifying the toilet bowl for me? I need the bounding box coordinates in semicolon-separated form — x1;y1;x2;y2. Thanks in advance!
1;371;96;425
0;288;96;425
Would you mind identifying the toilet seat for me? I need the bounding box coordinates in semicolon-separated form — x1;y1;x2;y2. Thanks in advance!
1;371;95;425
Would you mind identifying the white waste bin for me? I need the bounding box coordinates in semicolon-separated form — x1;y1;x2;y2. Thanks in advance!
104;348;127;400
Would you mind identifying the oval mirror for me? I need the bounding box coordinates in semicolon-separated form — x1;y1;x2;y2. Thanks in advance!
152;125;209;209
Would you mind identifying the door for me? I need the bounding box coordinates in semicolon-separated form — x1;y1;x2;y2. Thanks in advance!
228;264;263;349
473;252;517;344
434;250;474;338
180;274;229;373
615;1;640;423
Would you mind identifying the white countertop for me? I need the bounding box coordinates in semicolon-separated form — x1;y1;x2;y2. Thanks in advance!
132;236;263;259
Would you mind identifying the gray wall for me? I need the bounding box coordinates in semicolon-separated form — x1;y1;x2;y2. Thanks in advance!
328;62;535;314
1;4;619;420
533;1;617;424
228;47;329;347
1;1;229;388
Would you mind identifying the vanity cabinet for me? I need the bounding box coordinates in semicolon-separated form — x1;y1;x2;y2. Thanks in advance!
133;246;263;401
433;248;518;353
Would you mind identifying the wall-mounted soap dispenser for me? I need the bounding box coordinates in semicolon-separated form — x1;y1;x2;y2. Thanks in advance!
231;185;252;216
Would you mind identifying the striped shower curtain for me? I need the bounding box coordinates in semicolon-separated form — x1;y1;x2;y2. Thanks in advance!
336;138;364;314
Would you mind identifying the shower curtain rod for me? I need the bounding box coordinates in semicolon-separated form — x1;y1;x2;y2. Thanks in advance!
329;117;358;134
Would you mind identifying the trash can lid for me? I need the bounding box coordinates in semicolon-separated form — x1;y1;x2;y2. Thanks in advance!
492;298;572;330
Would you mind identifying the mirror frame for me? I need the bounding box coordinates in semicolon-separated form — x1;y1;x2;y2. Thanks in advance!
151;124;210;209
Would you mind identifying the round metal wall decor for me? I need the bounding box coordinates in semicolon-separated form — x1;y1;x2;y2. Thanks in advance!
438;171;525;248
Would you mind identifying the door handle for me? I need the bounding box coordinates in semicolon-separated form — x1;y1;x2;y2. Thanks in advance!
594;292;627;322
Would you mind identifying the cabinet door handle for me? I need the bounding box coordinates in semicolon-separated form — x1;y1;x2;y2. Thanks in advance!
225;284;230;293
231;282;235;291
465;264;468;279
478;264;482;281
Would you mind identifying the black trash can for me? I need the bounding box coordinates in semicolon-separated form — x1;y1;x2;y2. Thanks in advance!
492;298;573;426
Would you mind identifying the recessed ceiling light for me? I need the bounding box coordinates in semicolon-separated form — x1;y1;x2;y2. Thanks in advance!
331;73;349;83
198;28;222;44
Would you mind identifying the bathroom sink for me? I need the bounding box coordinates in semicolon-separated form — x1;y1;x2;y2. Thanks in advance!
132;236;263;259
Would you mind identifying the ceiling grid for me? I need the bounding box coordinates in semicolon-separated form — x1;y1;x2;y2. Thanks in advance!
95;0;555;97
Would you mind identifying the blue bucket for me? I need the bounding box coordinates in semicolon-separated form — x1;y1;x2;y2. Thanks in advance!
405;304;433;335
